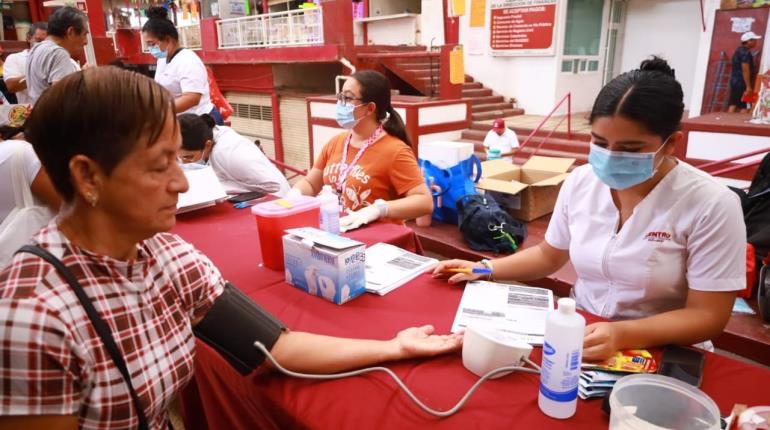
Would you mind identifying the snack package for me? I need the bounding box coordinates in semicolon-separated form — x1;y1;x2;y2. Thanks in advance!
581;349;658;374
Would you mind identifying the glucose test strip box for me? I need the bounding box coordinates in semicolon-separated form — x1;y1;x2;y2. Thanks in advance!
282;227;366;305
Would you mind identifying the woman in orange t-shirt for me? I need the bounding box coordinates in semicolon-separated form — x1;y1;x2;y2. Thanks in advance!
290;70;433;230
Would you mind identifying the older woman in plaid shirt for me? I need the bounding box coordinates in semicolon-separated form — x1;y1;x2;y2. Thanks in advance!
0;67;462;430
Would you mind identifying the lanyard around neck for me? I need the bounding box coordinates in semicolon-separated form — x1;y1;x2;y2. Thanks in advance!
336;126;384;193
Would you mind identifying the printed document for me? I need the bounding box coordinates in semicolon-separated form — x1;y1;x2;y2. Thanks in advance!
365;243;437;295
177;166;227;213
451;281;554;345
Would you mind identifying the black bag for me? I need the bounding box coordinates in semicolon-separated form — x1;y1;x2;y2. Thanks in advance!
457;194;527;254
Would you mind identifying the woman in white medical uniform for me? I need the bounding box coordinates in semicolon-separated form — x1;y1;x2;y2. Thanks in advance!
177;113;290;196
142;6;223;125
434;58;745;361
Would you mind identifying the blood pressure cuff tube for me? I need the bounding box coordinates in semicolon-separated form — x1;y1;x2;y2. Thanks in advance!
193;283;286;375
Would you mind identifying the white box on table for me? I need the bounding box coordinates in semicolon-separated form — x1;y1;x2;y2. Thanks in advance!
282;227;366;305
418;141;475;169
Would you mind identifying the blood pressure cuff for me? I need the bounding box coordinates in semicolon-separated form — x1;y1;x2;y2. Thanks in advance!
193;283;286;375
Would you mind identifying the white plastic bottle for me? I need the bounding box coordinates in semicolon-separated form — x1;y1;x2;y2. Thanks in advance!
538;297;586;419
318;185;340;234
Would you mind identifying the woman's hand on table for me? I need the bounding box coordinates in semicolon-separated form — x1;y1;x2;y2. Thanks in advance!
432;259;487;284
583;322;622;362
391;325;463;359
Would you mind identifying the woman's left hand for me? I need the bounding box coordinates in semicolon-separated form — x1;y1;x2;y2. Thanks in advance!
392;325;463;360
340;206;381;232
583;322;622;362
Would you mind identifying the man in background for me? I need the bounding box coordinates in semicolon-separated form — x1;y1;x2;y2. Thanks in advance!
3;22;48;105
483;118;519;163
26;7;87;104
728;31;761;113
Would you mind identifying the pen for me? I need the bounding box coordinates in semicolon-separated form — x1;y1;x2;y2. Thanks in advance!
445;268;493;274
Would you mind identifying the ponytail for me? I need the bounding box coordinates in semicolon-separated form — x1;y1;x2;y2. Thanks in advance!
383;106;411;147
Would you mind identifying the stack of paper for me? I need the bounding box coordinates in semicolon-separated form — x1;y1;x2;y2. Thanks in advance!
177;165;227;213
578;349;658;399
364;243;438;295
579;371;624;399
450;281;554;345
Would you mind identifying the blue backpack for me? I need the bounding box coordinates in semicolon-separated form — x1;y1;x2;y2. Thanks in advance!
419;155;482;224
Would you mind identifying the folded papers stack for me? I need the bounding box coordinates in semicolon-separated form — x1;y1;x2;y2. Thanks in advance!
579;349;659;400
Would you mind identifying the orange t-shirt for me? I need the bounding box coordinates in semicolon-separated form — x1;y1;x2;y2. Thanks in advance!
313;132;424;212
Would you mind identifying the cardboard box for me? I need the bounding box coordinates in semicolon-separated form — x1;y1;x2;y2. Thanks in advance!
282;228;366;305
476;156;575;221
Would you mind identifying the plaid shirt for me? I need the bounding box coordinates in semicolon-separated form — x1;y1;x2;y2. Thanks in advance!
0;221;224;429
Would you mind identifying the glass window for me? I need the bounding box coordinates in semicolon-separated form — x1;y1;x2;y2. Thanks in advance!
588;60;599;72
563;0;604;56
561;60;574;73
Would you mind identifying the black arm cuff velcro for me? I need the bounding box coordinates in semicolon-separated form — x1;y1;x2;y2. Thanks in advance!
193;283;286;375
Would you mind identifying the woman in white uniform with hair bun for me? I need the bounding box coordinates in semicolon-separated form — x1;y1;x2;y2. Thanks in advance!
434;57;745;361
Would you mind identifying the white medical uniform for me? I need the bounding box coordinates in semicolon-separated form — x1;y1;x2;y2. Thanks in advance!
209;126;290;196
154;49;214;115
3;50;32;105
545;162;745;320
483;128;519;163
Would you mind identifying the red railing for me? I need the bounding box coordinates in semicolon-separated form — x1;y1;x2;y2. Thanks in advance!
697;147;768;178
269;158;307;181
506;92;572;159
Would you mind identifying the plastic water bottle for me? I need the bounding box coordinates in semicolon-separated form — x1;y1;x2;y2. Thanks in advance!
318;185;340;234
538;298;586;419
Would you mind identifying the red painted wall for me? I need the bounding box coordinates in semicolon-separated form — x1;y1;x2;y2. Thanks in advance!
209;63;274;93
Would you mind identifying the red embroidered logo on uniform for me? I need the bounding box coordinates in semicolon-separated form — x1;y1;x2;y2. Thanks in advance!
644;231;671;242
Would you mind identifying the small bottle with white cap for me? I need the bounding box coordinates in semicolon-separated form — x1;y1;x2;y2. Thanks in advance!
538;298;586;419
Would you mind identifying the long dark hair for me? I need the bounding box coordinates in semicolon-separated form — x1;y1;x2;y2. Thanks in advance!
351;70;411;147
142;6;179;41
589;56;684;141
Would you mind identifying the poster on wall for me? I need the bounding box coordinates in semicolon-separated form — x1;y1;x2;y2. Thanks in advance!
490;0;557;56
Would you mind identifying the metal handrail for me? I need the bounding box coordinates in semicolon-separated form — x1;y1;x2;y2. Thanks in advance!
269;158;307;180
697;147;769;170
511;92;572;159
216;7;324;50
709;159;762;177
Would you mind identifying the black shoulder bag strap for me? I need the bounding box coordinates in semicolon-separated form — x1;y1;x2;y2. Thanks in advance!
16;245;151;430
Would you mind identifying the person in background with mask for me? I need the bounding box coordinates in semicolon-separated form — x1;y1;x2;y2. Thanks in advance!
178;113;290;196
288;70;432;231
26;7;87;104
434;57;745;362
3;22;47;105
142;6;223;125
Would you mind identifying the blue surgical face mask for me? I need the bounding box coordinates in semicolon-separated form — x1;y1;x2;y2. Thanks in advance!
149;45;167;59
336;102;363;129
588;142;666;190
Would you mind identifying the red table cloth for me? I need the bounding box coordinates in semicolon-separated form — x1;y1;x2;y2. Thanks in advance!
172;202;422;294
174;204;770;429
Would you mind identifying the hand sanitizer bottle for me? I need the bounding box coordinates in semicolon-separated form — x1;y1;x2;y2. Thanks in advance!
538;298;585;419
318;185;340;234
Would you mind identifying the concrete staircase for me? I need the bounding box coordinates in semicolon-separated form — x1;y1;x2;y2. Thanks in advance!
458;119;591;166
462;75;524;121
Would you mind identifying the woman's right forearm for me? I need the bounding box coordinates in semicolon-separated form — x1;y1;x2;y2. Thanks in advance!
488;241;569;282
292;177;316;195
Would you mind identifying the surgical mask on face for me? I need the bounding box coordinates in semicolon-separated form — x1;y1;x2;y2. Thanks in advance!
588;141;667;190
336;102;368;129
149;45;166;59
